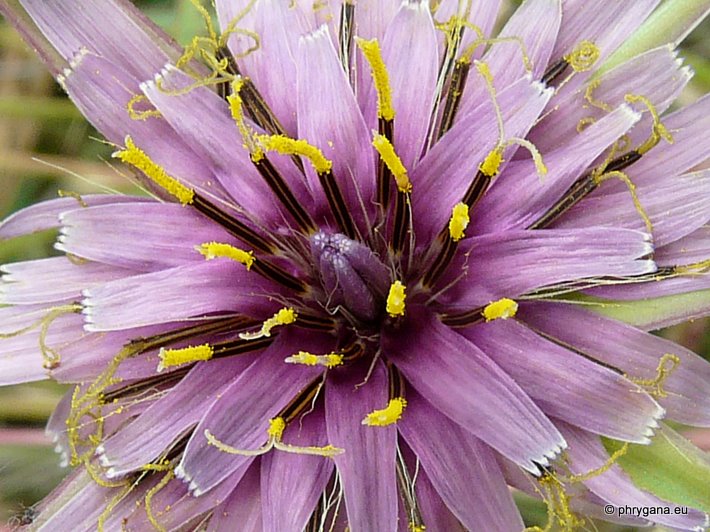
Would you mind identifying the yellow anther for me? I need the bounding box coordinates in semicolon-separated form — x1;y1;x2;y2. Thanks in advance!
227;80;264;161
113;136;194;205
362;397;407;426
386;281;407;317
256;134;332;174
564;40;600;72
284;351;344;368
625;94;674;155
628;353;681;398
197;242;255;270
239;307;297;340
482;298;518;321
372;133;412;193
480;147;505;177
593;171;653;234
126;94;161;121
356;37;395;120
409;524;426;532
267;417;286;439
448;202;470;242
157;344;213;372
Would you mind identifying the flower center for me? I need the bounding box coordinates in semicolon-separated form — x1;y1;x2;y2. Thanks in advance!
310;231;391;323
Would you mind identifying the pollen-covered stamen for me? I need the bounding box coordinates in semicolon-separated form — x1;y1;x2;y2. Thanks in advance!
482;298;519;321
525;474;585;532
372;134;412;255
437;57;471;139
285;351;344;368
239;307;297;340
113;136;194;205
197;242;255;270
420;203;470;289
257;134;356;239
386;281;407;318
448;202;470;242
158;344;213;372
312;232;390;321
356;37;395;121
362;398;407;426
216;47;290;142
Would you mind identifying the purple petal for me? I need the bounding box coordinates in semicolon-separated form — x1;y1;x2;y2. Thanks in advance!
412;467;465;532
440;227;654;310
555;169;710;248
176;330;329;496
1;257;134;305
97;354;257;477
0;195;148;241
559;422;710;531
56;202;238;272
412;77;552;242
18;0;178;79
61;51;226;198
142;64;311;224
472;104;640;233
657;225;710;266
458;0;562;118
549;0;660;98
261;407;334;532
463;319;664;442
532;45;689;152
297;25;376;227
398;389;524;531
377;0;438;169
385;311;566;474
519;301;710;427
81;260;282;331
325;361;398;532
208;460;263;532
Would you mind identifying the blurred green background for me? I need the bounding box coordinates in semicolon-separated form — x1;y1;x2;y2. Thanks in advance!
0;0;708;529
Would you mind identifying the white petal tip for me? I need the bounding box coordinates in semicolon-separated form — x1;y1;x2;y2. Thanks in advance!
105;468;119;479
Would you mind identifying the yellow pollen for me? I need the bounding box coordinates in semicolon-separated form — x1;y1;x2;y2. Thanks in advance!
482;298;518;321
448;202;470;242
409;524;426;532
628;353;681;398
284;351;344;368
372;133;412;193
625;94;674;155
126;94;161;121
267;417;286;439
239;307;297;340
480;147;505;177
227;80;264;161
158;344;213;372
197;242;255;270
356;37;395;120
362;397;407;426
386;281;407;317
257;134;332;174
593;171;653;234
564;40;600;72
205;416;343;458
113;136;194;205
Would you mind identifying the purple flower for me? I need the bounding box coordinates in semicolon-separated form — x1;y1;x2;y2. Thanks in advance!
2;0;710;530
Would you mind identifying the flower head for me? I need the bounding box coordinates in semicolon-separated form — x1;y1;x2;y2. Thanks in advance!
1;0;710;530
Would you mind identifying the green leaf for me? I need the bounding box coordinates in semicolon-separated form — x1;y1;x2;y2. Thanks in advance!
600;0;710;74
565;289;710;331
603;425;710;512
